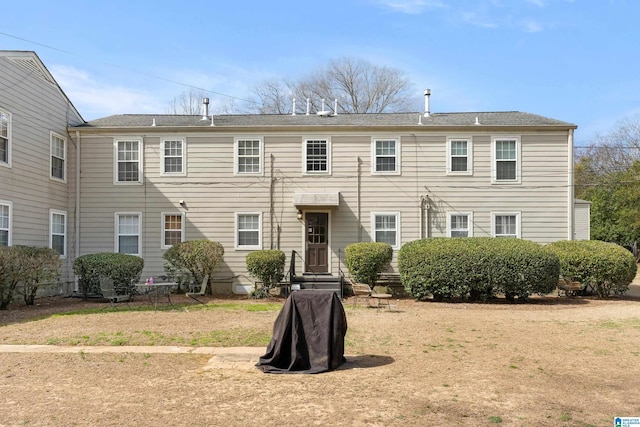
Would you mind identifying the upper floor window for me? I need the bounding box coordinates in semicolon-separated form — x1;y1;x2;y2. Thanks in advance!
235;212;262;250
235;138;263;175
161;138;185;175
115;139;142;184
448;213;472;237
50;210;66;257
50;132;66;182
115;212;142;255
0;110;11;167
373;212;400;248
447;138;472;175
372;139;400;174
0;201;11;247
493;213;520;238
162;213;185;248
304;139;330;174
493;137;520;183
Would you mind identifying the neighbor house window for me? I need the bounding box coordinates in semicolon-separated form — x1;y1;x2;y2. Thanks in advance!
0;110;10;166
236;213;262;249
447;138;472;175
115;213;141;255
50;132;66;181
0;201;11;247
493;213;520;238
373;212;399;248
372;139;400;174
115;139;142;183
162;213;184;248
493;137;519;182
304;139;330;174
235;138;263;174
161;138;185;175
50;210;66;257
448;213;472;237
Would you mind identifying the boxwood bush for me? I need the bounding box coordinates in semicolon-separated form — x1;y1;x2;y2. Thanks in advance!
345;242;393;286
545;240;637;297
398;238;559;302
163;239;224;291
73;253;144;299
246;249;285;298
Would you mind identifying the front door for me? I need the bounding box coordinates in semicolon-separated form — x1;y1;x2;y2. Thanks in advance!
305;212;329;273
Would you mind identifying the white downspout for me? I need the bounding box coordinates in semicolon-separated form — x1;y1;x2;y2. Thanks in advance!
567;128;574;240
74;130;81;291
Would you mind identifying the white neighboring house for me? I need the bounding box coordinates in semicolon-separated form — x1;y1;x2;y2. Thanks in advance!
0;51;83;292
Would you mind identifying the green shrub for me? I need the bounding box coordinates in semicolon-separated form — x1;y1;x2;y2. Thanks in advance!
163;240;224;291
0;246;61;309
398;238;559;302
546;240;637;297
345;242;393;286
73;253;144;299
246;250;285;298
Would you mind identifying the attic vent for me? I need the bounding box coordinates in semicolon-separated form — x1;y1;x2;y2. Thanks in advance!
8;57;55;85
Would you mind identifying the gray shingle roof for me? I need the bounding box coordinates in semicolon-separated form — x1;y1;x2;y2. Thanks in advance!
78;111;576;129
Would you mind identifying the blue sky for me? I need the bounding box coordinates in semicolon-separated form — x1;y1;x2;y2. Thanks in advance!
1;0;638;146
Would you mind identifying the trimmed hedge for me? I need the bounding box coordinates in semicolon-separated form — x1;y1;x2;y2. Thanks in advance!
246;249;285;298
73;252;144;299
163;239;224;291
398;238;560;301
546;240;637;297
345;242;393;286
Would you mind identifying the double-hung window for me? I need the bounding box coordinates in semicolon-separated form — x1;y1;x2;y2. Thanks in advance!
493;213;520;238
236;213;262;250
50;132;66;181
0;201;11;247
115;213;142;255
372;139;400;174
50;210;66;257
447;138;472;175
162;138;185;175
0;110;10;167
448;213;472;237
162;213;185;248
493;137;519;182
373;212;400;248
235;138;262;174
115;139;142;183
304;139;330;174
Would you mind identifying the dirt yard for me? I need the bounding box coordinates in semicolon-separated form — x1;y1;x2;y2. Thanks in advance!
1;278;640;427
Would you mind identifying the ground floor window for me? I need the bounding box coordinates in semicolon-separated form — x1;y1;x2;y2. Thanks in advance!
162;213;184;248
236;213;261;249
373;212;399;248
0;201;11;246
493;213;520;238
50;210;66;257
116;213;141;255
448;213;472;237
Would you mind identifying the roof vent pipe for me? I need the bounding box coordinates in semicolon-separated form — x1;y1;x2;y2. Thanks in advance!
306;98;310;115
334;99;338;115
423;89;431;117
201;98;210;120
292;98;296;115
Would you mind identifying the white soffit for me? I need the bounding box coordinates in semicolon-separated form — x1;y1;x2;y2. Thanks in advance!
293;192;340;208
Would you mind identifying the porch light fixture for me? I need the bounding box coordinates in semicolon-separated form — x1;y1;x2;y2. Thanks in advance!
297;210;303;220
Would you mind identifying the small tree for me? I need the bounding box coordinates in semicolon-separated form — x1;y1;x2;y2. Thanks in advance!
163;240;224;292
345;242;393;287
19;246;61;305
246;250;285;298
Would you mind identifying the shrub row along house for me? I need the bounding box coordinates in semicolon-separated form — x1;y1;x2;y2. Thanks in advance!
0;50;588;295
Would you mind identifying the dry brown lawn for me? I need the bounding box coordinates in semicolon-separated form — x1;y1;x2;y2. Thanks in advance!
1;279;640;427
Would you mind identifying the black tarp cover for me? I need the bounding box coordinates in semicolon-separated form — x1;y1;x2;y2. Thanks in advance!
256;290;347;374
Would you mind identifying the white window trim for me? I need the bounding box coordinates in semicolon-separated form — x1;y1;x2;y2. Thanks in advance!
371;212;401;249
113;138;144;184
114;212;142;256
0;200;12;246
302;137;332;175
491;136;521;184
447;212;473;237
371;137;401;175
160;137;187;177
0;109;11;168
446;137;473;176
49;209;67;258
161;212;185;249
235;212;263;250
50;131;67;183
234;137;264;176
491;211;521;238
